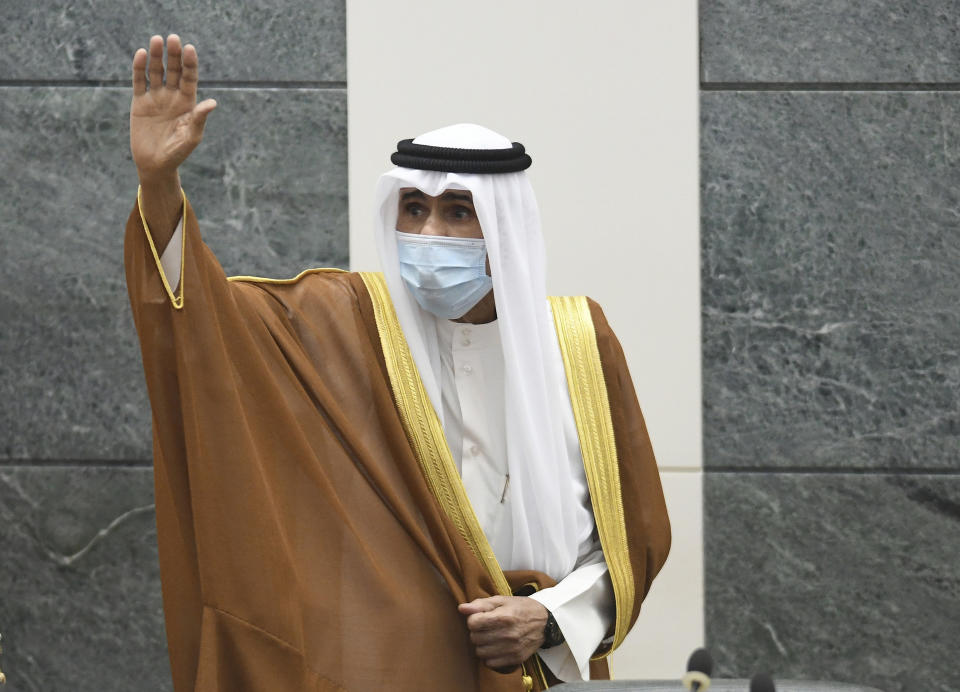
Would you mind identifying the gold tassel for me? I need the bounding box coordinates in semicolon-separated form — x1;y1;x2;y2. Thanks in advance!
519;659;534;690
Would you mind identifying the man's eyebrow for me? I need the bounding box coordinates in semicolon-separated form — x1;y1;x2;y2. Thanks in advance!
400;189;426;201
440;191;474;204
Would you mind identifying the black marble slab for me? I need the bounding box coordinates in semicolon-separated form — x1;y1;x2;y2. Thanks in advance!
0;465;170;692
700;1;960;83
0;0;345;82
701;91;960;470
552;683;886;692
0;86;347;460
705;472;960;692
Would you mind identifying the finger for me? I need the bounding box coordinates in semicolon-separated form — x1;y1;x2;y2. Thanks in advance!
466;611;506;632
165;34;182;90
476;642;514;659
132;48;147;96
147;35;164;87
477;640;522;661
181;43;199;100
485;659;521;674
458;598;499;616
469;629;502;646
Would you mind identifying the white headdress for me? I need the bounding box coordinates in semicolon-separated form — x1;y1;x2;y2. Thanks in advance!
373;124;593;579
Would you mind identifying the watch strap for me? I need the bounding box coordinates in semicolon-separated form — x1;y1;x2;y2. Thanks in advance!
541;610;565;649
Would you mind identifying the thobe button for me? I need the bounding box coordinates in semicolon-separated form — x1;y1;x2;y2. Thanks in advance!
461;337;472;346
470;445;480;456
462;363;473;374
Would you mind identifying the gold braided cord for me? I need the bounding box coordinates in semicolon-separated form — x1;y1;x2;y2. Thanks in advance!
358;273;512;597
137;185;186;310
227;267;348;284
548;296;635;655
532;658;548;690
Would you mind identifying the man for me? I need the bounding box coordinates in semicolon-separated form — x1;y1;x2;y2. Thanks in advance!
127;34;670;692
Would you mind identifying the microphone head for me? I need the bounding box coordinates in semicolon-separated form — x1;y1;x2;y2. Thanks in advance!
750;672;776;692
686;648;714;676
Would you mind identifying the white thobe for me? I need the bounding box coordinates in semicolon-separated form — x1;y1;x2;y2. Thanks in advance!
160;218;614;681
436;318;614;682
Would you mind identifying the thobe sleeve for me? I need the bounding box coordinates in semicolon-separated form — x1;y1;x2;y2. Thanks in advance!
159;213;185;292
528;542;614;682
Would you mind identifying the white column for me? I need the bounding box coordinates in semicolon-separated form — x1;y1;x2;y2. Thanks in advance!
347;1;702;679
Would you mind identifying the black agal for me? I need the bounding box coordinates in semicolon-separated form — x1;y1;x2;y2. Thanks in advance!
390;139;532;174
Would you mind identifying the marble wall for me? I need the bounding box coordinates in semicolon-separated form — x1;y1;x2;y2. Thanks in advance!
0;2;347;690
701;4;960;692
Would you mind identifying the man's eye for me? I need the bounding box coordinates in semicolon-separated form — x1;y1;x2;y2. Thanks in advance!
452;207;472;220
406;203;424;216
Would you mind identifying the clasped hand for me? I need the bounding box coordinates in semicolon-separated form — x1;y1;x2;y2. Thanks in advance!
458;595;549;674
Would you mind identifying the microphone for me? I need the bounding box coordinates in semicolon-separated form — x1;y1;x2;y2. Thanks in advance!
682;648;714;691
750;672;776;692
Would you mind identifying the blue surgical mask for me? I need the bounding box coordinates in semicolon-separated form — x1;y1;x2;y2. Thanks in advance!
395;231;493;319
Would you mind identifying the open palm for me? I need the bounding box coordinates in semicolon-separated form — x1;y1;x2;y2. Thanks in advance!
130;34;217;183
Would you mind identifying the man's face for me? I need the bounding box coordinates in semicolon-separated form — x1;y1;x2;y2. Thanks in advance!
396;188;483;239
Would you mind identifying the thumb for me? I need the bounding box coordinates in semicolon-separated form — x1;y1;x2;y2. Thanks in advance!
190;98;217;133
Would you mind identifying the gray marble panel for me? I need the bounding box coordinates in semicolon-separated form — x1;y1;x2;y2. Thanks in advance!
0;0;344;82
701;1;960;83
705;472;960;692
0;465;170;692
0;86;347;460
702;92;960;470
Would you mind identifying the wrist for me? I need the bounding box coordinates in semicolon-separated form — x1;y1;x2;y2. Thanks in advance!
137;168;181;190
136;171;184;251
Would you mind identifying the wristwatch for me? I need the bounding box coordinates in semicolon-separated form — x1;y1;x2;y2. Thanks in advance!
541;610;565;649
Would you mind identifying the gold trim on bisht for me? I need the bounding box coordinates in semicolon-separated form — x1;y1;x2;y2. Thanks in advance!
228;268;348;284
549;296;635;656
358;273;511;593
137;185;187;310
358;273;538;690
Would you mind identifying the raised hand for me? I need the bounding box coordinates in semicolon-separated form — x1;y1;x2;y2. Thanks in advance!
130;34;217;184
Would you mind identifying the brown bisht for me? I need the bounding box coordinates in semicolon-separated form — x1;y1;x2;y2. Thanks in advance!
124;192;670;692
